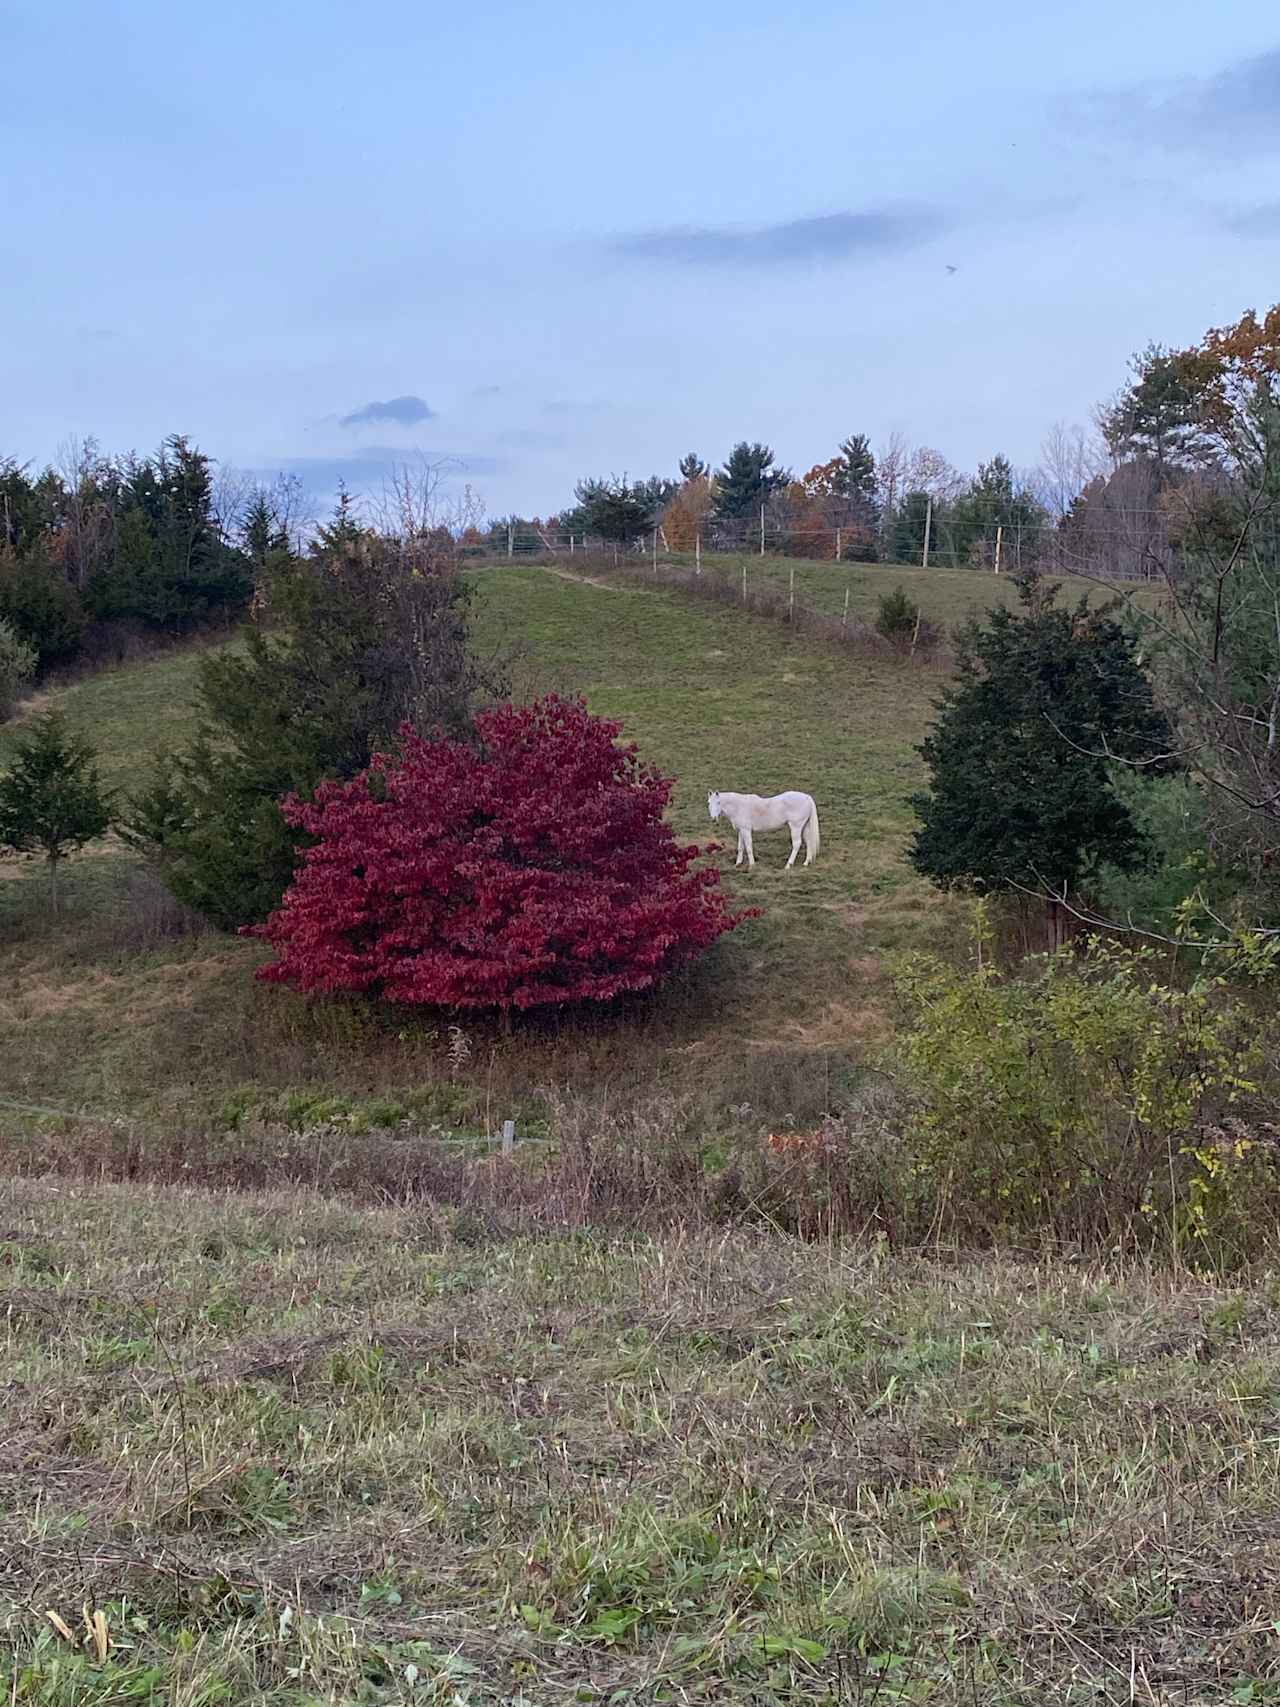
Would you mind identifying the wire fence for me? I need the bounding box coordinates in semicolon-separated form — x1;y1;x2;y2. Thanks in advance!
464;512;1180;584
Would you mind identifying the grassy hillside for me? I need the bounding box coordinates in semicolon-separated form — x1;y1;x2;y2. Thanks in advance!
4;1174;1279;1704
2;645;213;791
0;566;968;1137
4;565;1278;1705
653;552;1162;630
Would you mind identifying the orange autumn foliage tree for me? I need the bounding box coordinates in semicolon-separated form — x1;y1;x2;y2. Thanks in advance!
661;476;715;551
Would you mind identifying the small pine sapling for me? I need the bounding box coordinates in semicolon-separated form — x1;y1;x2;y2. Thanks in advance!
0;711;111;912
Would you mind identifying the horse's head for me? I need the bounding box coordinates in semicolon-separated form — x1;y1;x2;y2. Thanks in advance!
707;790;722;822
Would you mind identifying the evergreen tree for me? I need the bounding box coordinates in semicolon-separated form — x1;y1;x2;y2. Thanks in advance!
1099;342;1214;477
0;712;111;913
242;490;290;567
949;455;1048;566
572;477;658;545
831;433;880;558
84;436;252;628
834;434;877;503
123;509;499;928
0;618;36;721
678;452;709;483
911;575;1173;923
0;553;87;669
714;443;790;521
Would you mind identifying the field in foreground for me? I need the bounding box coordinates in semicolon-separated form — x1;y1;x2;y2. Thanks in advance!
4;1176;1280;1704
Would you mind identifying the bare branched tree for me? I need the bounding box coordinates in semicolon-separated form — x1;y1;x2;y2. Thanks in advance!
905;445;965;504
210;462;255;544
1033;421;1106;521
53;434;114;587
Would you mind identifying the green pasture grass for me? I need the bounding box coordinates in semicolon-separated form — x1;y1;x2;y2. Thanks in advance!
647;551;1162;630
0;569;959;1132
0;646;212;793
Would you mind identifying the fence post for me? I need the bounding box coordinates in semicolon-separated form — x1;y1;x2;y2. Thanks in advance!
789;565;795;622
994;523;1004;574
835;526;841;562
842;586;850;632
922;498;932;570
652;528;658;574
760;504;765;556
570;533;575;555
501;1118;515;1155
507;523;514;559
695;533;701;574
741;562;747;603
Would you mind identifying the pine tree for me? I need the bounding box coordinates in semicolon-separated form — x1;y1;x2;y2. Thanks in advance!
835;434;877;502
891;492;934;563
122;509;499;928
0;712;110;913
242;491;290;566
83;436;252;628
1099;342;1214;476
949;455;1048;565
714;443;790;521
572;477;658;545
678;452;709;483
910;575;1173;932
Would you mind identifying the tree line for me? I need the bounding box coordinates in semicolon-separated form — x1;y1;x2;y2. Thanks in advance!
0;436;307;712
487;435;1055;567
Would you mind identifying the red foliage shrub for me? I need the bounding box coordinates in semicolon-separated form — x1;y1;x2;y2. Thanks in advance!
246;695;751;1012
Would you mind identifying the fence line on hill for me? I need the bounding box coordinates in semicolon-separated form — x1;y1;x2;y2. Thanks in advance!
542;551;953;667
465;512;1183;586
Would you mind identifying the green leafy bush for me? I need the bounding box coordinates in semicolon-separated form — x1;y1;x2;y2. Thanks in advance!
893;909;1272;1259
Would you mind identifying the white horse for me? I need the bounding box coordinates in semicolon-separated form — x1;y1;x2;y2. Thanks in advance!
708;789;820;870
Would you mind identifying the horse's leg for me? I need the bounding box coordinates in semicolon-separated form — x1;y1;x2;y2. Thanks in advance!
785;819;802;869
742;827;754;869
734;827;745;867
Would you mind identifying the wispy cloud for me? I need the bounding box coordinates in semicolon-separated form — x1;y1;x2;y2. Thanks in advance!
1224;200;1280;236
611;208;943;269
1167;47;1280;147
1084;46;1280;157
338;394;435;428
252;447;502;503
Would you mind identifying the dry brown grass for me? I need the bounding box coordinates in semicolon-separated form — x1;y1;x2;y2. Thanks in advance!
4;1175;1280;1702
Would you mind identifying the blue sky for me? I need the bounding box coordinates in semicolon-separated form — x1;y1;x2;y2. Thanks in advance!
3;0;1279;521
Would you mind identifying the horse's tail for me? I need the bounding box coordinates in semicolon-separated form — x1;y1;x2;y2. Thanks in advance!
804;801;820;862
